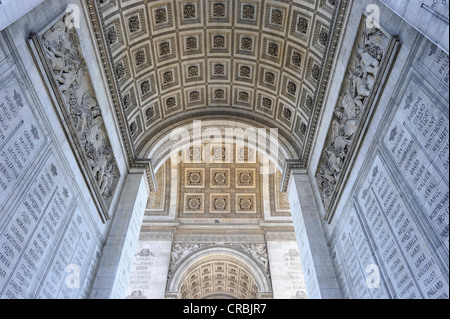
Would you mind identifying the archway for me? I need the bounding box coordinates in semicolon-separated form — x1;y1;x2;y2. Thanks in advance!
166;247;273;299
141;118;300;174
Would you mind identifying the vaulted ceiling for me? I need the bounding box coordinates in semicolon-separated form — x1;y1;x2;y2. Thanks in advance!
89;0;342;165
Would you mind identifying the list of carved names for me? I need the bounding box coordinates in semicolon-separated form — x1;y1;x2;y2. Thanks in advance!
0;72;102;298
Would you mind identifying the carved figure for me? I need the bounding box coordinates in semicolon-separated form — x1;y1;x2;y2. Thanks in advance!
356;45;380;79
317;24;387;209
55;64;80;93
44;46;66;72
40;14;120;207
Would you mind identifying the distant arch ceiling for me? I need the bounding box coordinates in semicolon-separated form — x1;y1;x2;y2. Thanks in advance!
143;117;297;172
90;0;342;166
168;248;273;299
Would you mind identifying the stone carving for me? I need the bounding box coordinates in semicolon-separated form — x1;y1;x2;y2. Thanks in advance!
239;66;251;78
291;290;307;299
154;8;167;24
213;63;225;75
187;145;202;161
135;49;146;65
166;96;176;108
287;81;297;96
316;24;389;210
305;94;313;110
40;14;120;211
184;194;204;213
241;37;253;50
242;4;255;19
189;91;200;101
236;169;255;188
291;51;302;67
183;4;196;19
150;123;287;172
163;71;173;84
185;168;204;187
230;243;270;276
264;71;275;85
159;41;171;56
135;248;155;257
262;97;272;110
169;243;204;273
213;3;225;17
128;15;140;33
282;107;292;121
311;64;321;81
211;194;230;212
213;35;225;48
145;106;154;120
188;65;199;77
211;169;230;188
271;9;283;25
87;0;347;180
297;17;308;34
214;89;225;99
146;159;170;214
236;194;256;213
168;242;271;282
106;26;117;45
267;42;279;57
123;93;132;109
140;79;151;95
238;91;249;102
186;36;197;50
115;62;125;79
319;29;329;46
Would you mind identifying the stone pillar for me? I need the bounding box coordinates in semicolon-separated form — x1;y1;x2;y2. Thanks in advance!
287;169;341;299
266;231;308;299
124;230;173;299
89;170;148;299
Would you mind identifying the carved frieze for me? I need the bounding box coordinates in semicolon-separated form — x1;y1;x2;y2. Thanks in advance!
316;17;399;219
29;14;120;221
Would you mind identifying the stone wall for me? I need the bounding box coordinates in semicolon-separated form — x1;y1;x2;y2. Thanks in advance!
310;0;449;299
0;0;128;299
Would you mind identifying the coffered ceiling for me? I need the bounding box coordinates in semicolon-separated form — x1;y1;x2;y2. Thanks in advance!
90;0;340;163
145;143;291;219
179;259;259;299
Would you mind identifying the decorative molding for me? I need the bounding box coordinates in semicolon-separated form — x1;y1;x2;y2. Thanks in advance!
303;0;350;164
264;229;297;241
173;231;266;244
280;159;303;192
139;229;175;241
269;170;291;216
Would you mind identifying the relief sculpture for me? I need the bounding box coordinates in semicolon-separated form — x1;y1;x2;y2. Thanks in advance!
316;23;389;211
36;14;120;214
